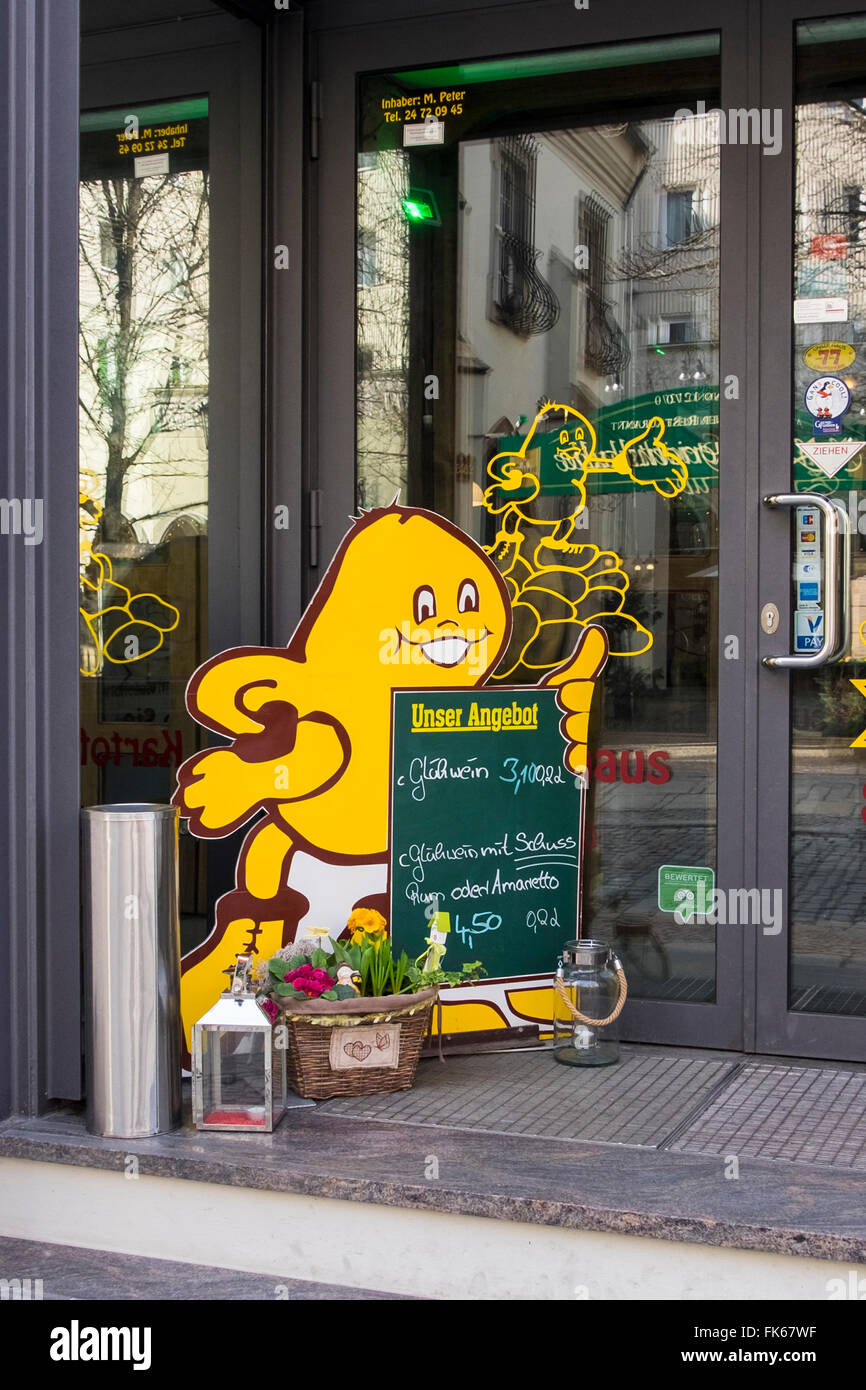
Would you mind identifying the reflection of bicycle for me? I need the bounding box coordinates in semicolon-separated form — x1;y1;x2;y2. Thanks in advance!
612;918;671;986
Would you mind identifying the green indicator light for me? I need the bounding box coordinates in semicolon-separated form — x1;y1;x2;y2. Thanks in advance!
402;188;441;225
655;346;666;354
403;198;434;222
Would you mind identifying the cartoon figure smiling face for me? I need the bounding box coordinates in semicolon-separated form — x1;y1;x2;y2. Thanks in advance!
306;507;511;686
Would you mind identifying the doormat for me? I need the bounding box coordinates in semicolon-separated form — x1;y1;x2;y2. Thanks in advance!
321;1047;738;1148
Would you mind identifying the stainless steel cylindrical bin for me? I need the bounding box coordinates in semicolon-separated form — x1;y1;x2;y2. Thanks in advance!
82;804;182;1137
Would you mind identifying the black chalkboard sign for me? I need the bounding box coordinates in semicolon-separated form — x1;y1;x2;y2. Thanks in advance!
389;687;585;980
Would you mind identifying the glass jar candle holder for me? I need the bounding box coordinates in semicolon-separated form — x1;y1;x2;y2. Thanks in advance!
552;940;627;1067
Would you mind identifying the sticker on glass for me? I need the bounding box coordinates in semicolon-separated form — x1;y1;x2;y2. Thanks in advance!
404;121;445;146
657;865;714;923
803;341;856;371
805;375;851;436
794;298;848;324
798;438;865;477
810;234;847;261
795;610;824;652
134;152;170;178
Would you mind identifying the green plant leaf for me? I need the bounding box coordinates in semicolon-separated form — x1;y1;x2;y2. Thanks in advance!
274;982;299;995
360;945;374;985
337;943;362;972
312;948;328;969
319;989;338;1000
394;950;409;990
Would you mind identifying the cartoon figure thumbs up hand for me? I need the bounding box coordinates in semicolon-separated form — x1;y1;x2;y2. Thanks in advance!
541;624;609;776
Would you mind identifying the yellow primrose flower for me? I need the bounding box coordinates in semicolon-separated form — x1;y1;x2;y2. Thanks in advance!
347;908;387;938
350;929;385;949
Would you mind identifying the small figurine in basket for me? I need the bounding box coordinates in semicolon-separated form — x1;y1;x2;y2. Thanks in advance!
335;965;362;995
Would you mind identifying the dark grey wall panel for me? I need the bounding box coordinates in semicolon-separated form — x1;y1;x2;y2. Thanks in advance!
265;11;306;643
0;0;82;1114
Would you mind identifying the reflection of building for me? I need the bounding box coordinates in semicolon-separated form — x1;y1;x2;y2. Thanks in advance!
356;113;721;728
356;152;410;509
78;165;210;553
456;117;719;516
795;101;866;478
796;100;866;324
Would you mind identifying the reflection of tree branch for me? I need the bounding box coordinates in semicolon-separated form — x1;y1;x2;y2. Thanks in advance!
78;396;104;435
79;233;116;319
356;149;410;447
131;503;208;524
80;168;209;541
615;229;719;283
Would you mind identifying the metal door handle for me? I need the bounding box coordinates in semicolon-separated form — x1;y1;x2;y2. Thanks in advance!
761;492;850;668
831;496;852;661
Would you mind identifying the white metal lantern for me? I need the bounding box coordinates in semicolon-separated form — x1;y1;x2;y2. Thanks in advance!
192;955;287;1131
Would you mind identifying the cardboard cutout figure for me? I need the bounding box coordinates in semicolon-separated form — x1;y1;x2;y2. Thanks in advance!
174;503;608;1055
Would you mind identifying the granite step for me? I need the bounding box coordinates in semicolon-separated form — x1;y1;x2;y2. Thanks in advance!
0;1236;414;1300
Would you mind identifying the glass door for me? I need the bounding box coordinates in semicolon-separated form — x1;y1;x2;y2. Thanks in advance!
757;7;866;1061
344;16;751;1049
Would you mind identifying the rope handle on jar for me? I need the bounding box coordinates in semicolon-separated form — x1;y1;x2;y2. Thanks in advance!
554;959;627;1028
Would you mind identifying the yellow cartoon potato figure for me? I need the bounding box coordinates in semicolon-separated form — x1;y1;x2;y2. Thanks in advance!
79;552;180;676
484;401;689;558
174;504;607;1055
484;402;657;671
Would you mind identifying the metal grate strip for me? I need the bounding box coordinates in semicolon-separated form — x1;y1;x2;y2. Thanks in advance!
671;1062;866;1169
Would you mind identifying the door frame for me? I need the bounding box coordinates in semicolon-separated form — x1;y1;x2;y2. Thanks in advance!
309;0;757;1049
756;0;866;1061
2;0;81;1117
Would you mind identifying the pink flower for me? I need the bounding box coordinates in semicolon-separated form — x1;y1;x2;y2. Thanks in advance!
260;999;278;1022
285;963;335;998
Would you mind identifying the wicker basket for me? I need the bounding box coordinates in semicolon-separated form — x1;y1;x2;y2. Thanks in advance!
275;987;438;1100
